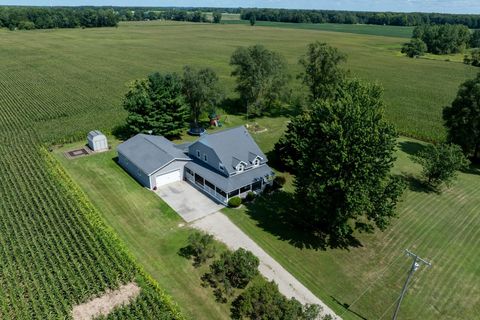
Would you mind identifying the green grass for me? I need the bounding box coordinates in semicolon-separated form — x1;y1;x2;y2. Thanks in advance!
223;21;415;38
54;140;231;320
223;136;480;320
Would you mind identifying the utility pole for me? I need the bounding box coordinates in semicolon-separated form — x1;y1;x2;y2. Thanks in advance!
392;249;431;320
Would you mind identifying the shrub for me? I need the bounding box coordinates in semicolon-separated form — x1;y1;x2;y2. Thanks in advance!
273;175;286;188
228;196;242;208
231;280;321;320
246;191;255;202
401;38;427;57
411;143;469;190
180;231;216;267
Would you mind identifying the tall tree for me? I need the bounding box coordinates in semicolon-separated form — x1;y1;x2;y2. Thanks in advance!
298;42;347;101
212;11;222;23
288;79;405;246
249;13;256;26
123;72;189;137
182;66;221;128
230;45;289;115
443;74;480;161
401;38;427;58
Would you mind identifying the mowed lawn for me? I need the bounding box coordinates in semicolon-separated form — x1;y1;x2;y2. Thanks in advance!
223;136;480;320
54;142;230;320
0;20;476;144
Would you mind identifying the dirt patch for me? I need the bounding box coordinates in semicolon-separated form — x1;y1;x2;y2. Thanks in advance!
72;282;141;320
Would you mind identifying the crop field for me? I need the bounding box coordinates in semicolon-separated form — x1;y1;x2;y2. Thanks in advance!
0;21;475;144
223;20;415;38
0;133;182;318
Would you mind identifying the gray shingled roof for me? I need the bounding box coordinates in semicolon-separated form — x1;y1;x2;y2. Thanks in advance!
117;134;191;175
185;159;273;192
87;130;105;140
195;126;267;174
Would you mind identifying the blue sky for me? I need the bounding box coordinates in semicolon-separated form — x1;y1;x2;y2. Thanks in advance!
0;1;479;14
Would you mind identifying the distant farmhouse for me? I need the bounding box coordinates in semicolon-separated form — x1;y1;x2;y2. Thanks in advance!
117;126;274;204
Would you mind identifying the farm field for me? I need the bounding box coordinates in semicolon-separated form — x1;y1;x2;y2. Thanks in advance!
224;136;480;320
54;140;232;319
223;20;415;38
0;20;475;144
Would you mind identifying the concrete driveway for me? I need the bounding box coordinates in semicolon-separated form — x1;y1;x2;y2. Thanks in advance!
155;181;223;222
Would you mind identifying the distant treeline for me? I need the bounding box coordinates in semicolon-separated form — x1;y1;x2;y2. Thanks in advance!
0;7;118;30
116;8;209;23
240;8;480;28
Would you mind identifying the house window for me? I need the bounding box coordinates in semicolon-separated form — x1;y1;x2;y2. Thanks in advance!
252;181;262;191
253;158;260;166
185;167;193;175
237;164;244;173
219;163;225;172
216;187;226;197
228;189;239;198
240;185;251;193
205;179;215;190
203;154;208;162
195;173;204;186
196;150;201;158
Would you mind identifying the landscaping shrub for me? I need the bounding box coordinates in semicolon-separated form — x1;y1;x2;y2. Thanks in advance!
228;196;242;208
246;191;256;202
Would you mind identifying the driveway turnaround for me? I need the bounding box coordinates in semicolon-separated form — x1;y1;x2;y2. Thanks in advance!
192;212;340;320
155;181;223;222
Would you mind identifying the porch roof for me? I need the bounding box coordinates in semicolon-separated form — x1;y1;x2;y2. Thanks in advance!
185;160;273;193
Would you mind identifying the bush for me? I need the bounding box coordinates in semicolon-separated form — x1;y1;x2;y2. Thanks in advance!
273;175;286;188
401;38;427;57
231;280;321;320
228;196;242;208
203;248;260;302
411;143;469;190
180;231;216;267
246;191;256;202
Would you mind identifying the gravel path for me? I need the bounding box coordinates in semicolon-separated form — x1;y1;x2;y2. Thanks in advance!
192;212;340;320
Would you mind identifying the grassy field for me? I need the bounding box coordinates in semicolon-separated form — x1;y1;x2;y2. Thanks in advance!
223;137;480;320
54;140;231;319
0;20;475;144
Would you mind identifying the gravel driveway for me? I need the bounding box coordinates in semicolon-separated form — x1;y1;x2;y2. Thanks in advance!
192;212;340;320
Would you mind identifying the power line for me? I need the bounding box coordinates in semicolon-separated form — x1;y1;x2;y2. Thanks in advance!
339;254;402;317
391;249;431;320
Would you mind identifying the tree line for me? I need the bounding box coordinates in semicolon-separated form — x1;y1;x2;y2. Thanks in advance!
240;8;480;28
0;7;118;30
402;24;477;56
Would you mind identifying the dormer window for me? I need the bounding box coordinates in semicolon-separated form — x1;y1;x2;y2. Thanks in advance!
219;163;225;172
236;163;245;173
203;154;208;162
253;158;260;166
196;150;200;158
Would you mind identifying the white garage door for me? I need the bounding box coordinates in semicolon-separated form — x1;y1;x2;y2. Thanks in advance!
155;170;181;187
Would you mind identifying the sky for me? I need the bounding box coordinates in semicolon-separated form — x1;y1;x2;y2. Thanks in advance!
0;0;479;14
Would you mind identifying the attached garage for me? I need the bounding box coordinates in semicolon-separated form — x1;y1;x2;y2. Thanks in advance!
117;134;191;189
155;170;180;187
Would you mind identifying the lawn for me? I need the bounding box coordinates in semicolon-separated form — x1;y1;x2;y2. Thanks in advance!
54;141;231;320
223;136;480;320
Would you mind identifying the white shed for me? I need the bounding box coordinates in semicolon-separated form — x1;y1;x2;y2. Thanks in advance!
87;130;108;152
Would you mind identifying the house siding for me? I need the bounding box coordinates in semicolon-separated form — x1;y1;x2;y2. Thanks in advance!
188;141;224;174
118;152;151;188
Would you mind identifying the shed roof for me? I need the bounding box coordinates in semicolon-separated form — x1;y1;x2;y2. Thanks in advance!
87;130;105;140
191;126;267;173
117;134;191;175
185;159;273;193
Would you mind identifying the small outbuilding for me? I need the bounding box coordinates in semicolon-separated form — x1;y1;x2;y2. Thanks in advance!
87;130;108;152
